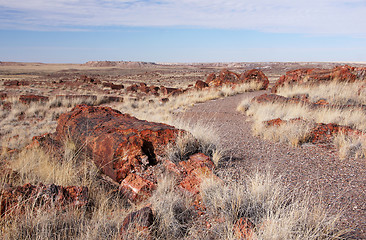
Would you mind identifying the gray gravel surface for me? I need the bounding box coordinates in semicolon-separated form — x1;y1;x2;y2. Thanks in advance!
177;90;366;239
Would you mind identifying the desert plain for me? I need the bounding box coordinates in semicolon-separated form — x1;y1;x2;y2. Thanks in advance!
0;61;365;239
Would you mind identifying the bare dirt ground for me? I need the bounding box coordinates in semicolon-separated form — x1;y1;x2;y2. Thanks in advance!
178;90;366;239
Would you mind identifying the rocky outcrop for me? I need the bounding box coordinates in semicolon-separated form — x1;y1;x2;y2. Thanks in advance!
34;105;184;184
205;69;268;90
272;65;366;93
0;183;88;217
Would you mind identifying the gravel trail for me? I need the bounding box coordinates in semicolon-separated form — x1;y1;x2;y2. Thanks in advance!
177;90;366;239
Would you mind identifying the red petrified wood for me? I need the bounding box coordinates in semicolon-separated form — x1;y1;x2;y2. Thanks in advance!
34;105;184;184
205;69;268;90
0;183;88;217
271;65;366;93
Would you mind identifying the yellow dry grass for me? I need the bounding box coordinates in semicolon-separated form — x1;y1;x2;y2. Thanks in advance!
238;80;366;158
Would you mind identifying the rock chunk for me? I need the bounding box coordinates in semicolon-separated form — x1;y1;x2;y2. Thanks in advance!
195;80;209;90
271;65;366;93
0;183;88;217
205;69;268;89
34;105;184;183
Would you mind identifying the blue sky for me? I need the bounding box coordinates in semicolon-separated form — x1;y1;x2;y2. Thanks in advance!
0;0;365;63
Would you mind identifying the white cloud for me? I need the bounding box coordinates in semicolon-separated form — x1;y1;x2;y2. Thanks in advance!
0;0;365;36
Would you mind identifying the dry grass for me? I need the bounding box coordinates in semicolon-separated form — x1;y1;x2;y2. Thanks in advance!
197;171;343;240
252;120;315;147
165;120;224;166
0;96;98;149
0;140;128;240
277;81;366;106
238;80;366;159
115;81;265;123
0;78;347;239
334;133;366;159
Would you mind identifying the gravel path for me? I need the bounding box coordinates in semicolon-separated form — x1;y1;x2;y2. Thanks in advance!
177;90;366;239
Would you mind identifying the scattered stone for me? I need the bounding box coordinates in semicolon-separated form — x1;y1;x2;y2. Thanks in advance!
271;65;366;93
0;183;88;217
205;69;268;89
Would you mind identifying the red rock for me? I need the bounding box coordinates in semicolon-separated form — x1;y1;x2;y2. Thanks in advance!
179;153;217;195
205;69;268;89
314;99;328;105
163;159;182;176
138;84;150;94
179;153;215;174
180;166;217;195
119;173;156;202
4;80;19;86
205;73;217;85
160;97;169;103
195;80;209;90
120;206;154;240
103;82;124;90
35;105;184;183
206;69;240;87
264;118;286;127
233;217;256;240
19;95;49;104
240;69;269;90
139;83;147;88
80;75;97;83
0;183;88;217
252;93;301;105
309;123;363;145
272;65;366;93
0;92;7;100
3;80;29;86
160;86;181;95
126;84;138;92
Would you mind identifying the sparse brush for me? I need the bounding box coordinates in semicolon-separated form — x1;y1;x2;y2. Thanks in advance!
199;171;344;240
253;120;314;147
115;81;265;124
1;138;128;240
277;81;366;106
150;174;194;239
165;121;224;165
334;133;366;159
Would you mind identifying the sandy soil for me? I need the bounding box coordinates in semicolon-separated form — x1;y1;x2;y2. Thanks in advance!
178;90;366;239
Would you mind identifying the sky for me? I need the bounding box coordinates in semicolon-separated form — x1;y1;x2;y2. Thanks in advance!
0;0;365;63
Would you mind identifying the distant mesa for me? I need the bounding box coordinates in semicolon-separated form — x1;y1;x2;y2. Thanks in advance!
83;61;157;68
